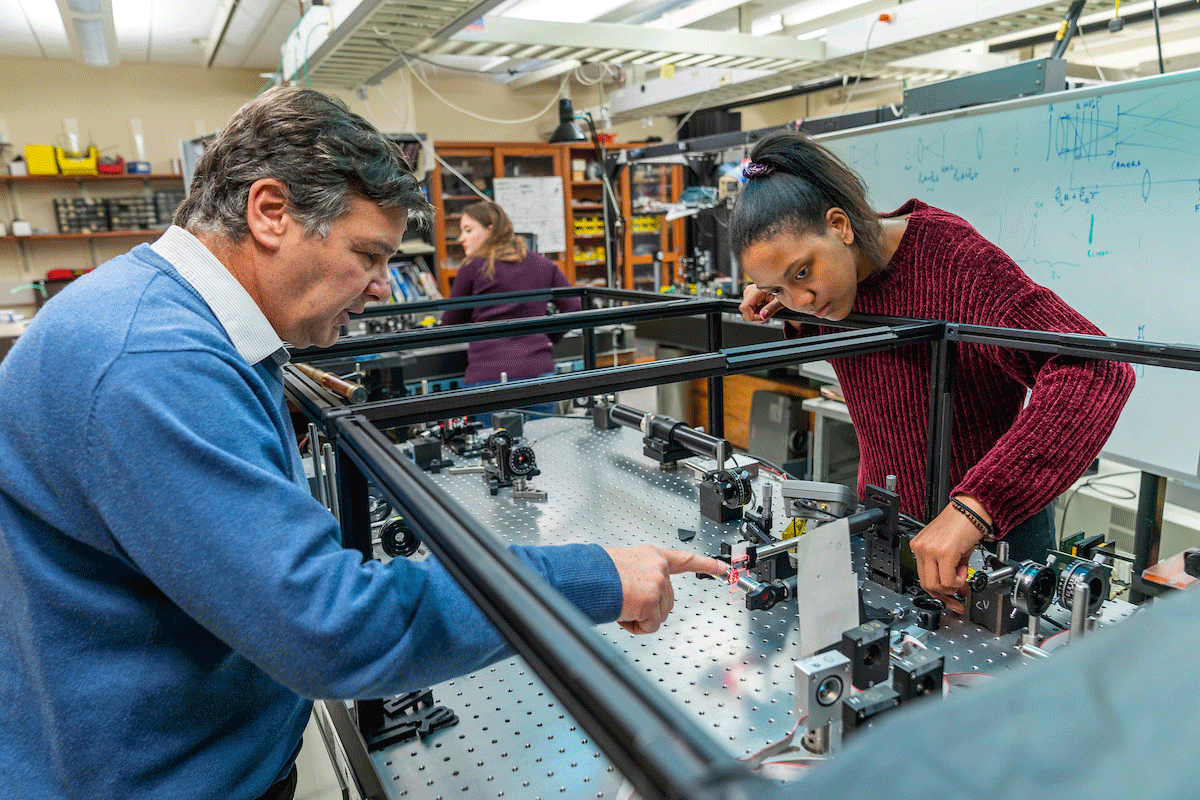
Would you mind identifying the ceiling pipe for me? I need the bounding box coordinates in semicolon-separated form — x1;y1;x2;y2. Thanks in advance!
204;0;241;69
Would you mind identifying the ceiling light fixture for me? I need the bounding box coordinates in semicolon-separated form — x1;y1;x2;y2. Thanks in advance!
55;0;120;67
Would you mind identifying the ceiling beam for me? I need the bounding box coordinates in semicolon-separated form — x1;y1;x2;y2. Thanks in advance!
458;16;825;62
778;0;901;38
506;60;580;90
641;0;756;30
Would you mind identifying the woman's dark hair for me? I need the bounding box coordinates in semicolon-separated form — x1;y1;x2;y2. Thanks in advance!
461;200;527;280
174;87;431;240
730;131;884;269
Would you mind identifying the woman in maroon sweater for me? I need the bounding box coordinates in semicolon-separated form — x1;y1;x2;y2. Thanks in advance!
734;131;1134;614
441;200;581;423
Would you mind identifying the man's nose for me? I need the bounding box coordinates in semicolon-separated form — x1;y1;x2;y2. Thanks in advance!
366;277;390;303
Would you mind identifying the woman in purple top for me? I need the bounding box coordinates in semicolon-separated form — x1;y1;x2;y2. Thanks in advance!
441;200;581;423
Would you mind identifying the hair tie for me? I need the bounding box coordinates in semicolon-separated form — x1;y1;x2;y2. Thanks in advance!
742;161;773;180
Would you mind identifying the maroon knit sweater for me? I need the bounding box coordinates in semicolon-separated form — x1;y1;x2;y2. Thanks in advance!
790;199;1134;535
441;252;581;384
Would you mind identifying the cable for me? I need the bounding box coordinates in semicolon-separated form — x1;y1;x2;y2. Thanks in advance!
361;94;378;126
256;12;305;95
372;82;414;136
398;51;569;125
1056;470;1139;542
1075;26;1107;82
406;52;538;76
1152;0;1165;74
302;21;330;88
574;63;619;86
673;86;716;137
841;16;881;113
375;84;491;203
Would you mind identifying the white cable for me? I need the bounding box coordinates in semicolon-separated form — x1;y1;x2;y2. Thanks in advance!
369;82;412;136
841;17;881;113
374;83;492;203
574;62;618;86
574;64;605;85
399;51;568;125
673;86;716;136
1075;27;1108;83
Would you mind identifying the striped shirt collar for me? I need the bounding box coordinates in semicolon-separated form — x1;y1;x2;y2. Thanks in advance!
151;225;288;367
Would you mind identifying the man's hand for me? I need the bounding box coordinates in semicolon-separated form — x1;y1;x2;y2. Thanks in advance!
738;283;784;323
604;546;726;634
909;496;989;615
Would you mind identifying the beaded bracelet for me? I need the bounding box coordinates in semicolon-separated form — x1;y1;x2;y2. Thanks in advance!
949;497;996;542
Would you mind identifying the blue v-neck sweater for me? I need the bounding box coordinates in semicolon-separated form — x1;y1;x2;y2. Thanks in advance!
0;244;620;799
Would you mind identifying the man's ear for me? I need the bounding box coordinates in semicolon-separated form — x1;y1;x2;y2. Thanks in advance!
245;178;291;252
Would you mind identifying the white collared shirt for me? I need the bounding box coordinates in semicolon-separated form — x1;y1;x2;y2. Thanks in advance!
151;225;288;367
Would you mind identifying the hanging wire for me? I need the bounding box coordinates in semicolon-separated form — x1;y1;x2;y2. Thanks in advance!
673;86;716;136
841;16;882;113
1075;26;1107;82
398;51;570;125
374;84;492;203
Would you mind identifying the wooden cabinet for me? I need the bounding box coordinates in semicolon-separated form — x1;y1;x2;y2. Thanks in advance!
429;141;686;293
690;373;818;452
620;162;685;292
429;142;568;297
560;141;613;287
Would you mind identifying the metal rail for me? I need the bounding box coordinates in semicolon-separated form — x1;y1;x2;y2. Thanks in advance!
332;415;775;800
283;296;1200;798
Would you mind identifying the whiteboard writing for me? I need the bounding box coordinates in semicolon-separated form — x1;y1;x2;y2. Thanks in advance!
819;68;1200;481
493;177;566;254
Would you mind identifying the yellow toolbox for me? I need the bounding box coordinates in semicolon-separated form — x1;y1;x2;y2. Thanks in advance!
24;145;59;175
56;146;99;175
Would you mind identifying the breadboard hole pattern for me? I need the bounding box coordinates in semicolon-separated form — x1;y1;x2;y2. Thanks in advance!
372;417;1129;797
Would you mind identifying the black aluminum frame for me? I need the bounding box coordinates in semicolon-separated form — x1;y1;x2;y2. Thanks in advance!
285;289;1200;800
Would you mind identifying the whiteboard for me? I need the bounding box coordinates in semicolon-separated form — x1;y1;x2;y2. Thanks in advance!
817;68;1200;482
493;176;566;254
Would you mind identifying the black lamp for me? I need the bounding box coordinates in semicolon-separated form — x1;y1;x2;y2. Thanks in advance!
549;99;588;143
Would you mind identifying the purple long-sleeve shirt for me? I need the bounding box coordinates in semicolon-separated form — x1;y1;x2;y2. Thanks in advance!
441;252;582;383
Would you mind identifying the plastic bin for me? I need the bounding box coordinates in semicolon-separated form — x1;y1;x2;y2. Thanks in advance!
56;146;99;175
24;145;58;175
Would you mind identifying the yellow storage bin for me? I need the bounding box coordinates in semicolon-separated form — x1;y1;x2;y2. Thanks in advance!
56;146;99;175
24;145;59;175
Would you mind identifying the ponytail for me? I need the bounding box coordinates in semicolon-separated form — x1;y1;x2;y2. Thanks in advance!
730;131;884;269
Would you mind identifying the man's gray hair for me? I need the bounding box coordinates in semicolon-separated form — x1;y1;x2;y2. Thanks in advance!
174;87;432;239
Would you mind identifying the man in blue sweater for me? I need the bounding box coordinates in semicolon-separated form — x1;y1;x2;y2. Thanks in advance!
0;88;723;800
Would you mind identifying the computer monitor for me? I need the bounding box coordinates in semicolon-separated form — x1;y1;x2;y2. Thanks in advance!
516;231;538;253
179;134;215;194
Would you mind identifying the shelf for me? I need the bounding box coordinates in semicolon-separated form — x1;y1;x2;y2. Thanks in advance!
0;229;164;242
571;203;604;211
3;173;183;184
572;234;606;240
396;241;436;256
574;259;606;266
571;180;603;186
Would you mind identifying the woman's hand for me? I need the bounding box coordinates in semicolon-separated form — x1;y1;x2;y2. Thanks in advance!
909;496;990;615
739;283;785;323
